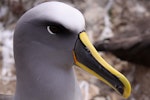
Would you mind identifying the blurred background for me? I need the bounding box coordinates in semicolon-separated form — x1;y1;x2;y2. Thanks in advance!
0;0;150;100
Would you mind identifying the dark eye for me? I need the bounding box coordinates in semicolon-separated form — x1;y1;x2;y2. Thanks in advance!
47;25;62;35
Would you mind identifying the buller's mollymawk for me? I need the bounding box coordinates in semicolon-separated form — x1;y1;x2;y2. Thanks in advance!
1;1;131;100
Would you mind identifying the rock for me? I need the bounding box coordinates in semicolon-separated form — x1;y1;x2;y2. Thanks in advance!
88;84;100;99
94;97;106;100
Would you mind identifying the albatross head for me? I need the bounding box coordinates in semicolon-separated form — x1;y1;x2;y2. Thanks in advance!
14;1;131;100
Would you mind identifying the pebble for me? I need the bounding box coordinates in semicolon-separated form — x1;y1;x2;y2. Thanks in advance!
88;84;100;99
94;97;106;100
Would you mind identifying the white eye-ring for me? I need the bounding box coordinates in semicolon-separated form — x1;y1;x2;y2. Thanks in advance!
47;26;56;35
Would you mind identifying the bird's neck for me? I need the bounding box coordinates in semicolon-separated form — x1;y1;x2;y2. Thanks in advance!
14;42;81;100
